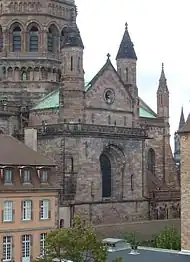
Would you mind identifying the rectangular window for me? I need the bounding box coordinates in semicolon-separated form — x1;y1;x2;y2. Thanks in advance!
23;169;31;184
40;233;47;257
21;235;30;259
40;170;48;183
22;200;32;221
4;169;12;184
3;236;12;261
13;35;21;52
3;201;13;222
40;200;50;220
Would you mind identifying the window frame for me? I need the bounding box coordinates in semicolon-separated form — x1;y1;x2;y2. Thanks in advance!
29;26;39;52
40;170;48;184
4;169;12;185
40;233;47;257
22;169;31;184
12;26;21;52
21;235;30;259
3;200;13;222
39;200;50;220
3;235;12;261
21;200;32;221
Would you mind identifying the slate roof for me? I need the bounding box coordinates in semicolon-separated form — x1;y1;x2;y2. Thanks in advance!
0;135;55;166
107;247;190;262
116;23;137;60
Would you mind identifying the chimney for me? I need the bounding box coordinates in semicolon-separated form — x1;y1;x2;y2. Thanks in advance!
24;128;37;151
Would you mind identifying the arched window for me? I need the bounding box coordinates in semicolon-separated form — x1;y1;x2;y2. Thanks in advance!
108;115;111;125
21;71;27;81
29;26;38;52
47;25;58;53
0;26;3;52
12;26;21;52
100;153;111;198
147;148;156;175
130;174;134;191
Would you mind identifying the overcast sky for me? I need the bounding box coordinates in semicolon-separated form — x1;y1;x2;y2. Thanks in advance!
76;0;190;150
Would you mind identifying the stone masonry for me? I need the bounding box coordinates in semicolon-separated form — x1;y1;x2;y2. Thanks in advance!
0;0;180;225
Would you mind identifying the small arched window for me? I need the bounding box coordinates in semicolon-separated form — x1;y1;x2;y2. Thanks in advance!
60;219;64;228
12;26;21;52
21;71;27;81
29;26;38;52
91;113;95;124
130;174;134;191
70;56;73;71
147;148;156;176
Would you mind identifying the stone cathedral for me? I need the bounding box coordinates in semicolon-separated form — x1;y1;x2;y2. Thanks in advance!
0;0;180;225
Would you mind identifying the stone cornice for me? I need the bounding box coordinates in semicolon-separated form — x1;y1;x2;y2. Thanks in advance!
17;123;149;140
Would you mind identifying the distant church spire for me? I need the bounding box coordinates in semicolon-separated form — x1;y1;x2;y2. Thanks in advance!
178;106;185;130
116;22;137;60
158;62;169;93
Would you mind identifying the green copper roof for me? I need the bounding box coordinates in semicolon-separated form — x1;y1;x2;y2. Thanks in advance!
31;88;156;118
32;89;59;110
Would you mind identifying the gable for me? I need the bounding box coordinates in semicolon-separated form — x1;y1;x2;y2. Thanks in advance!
85;62;133;112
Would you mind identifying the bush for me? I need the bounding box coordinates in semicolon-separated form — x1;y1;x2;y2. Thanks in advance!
153;225;181;250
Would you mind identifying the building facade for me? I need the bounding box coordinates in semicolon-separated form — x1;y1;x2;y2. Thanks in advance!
0;133;59;261
179;115;190;251
0;0;180;225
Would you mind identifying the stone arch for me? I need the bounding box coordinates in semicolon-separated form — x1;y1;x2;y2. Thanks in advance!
20;67;27;81
100;144;126;199
47;24;59;53
40;66;47;80
26;22;41;52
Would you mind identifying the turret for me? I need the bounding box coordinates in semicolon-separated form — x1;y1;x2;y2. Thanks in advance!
59;11;85;123
116;22;137;99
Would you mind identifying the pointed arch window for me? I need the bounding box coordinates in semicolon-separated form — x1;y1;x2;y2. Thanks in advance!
77;57;81;72
12;26;21;52
147;148;156;175
108;115;111;125
100;153;111;198
29;26;38;52
70;56;73;71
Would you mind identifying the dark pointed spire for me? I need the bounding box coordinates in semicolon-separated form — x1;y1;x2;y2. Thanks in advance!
158;63;169;93
178;106;185;130
179;113;190;134
116;22;137;60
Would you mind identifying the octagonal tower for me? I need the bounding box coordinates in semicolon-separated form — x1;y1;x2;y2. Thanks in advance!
0;0;76;106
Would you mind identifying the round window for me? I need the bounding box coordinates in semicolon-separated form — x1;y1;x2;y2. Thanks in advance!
104;89;115;104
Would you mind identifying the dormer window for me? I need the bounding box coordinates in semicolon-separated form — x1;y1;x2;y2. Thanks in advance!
40;170;48;183
23;169;31;184
4;169;12;184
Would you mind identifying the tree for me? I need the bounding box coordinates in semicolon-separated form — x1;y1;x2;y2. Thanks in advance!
33;215;122;262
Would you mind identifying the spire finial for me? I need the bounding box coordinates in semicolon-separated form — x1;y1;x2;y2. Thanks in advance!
125;22;128;30
162;62;164;70
107;53;111;60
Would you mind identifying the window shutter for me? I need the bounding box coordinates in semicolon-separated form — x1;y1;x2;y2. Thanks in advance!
2;209;3;222
39;200;41;220
30;234;33;246
31;201;33;220
12;235;14;248
12;209;15;222
48;200;51;219
21;201;23;220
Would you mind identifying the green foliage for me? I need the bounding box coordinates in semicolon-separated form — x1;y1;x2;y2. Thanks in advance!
33;215;122;262
122;225;180;251
112;257;123;262
153;225;181;250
